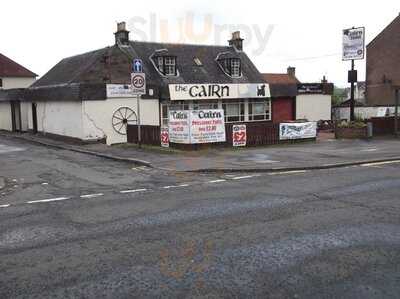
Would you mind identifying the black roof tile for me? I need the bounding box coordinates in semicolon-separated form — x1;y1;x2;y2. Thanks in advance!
30;40;266;101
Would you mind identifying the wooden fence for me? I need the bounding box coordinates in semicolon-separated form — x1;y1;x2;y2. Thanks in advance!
127;122;314;149
127;125;161;146
368;117;396;135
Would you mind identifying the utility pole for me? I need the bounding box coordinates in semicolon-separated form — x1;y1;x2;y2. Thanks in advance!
349;60;356;121
395;89;399;137
137;95;141;148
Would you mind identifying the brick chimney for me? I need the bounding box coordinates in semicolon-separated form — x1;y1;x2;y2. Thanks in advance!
114;22;130;45
321;75;328;83
229;31;244;51
287;66;296;77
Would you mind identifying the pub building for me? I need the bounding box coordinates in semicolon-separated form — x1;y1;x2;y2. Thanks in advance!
19;22;312;147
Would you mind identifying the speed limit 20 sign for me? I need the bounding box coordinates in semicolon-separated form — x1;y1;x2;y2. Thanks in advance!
131;73;146;95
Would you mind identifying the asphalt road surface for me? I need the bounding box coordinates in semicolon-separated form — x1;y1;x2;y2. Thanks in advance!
1;137;400;298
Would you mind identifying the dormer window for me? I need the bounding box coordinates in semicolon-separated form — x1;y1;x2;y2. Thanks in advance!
231;59;241;77
219;58;241;78
154;56;177;76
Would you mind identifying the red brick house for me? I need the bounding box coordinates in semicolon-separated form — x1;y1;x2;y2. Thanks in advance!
366;14;400;105
262;67;299;123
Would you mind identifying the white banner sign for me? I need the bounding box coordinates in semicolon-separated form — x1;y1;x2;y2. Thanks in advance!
342;27;365;61
279;122;317;140
232;124;247;147
169;83;270;101
168;111;191;144
190;110;226;144
106;84;133;98
168;109;226;144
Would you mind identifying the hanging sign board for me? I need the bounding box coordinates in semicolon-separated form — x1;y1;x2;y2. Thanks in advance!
342;27;365;61
232;124;247;147
169;83;270;100
279;122;317;140
168;109;226;144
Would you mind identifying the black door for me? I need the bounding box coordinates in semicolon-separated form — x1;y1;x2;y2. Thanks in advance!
11;101;22;132
32;103;38;134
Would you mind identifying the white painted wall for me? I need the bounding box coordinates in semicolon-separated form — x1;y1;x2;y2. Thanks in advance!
296;94;332;121
28;101;84;139
0;77;35;89
82;98;159;145
20;102;30;131
0;102;12;131
333;106;396;120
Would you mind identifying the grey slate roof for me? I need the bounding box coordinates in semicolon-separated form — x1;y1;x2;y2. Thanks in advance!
30;41;266;101
0;88;26;102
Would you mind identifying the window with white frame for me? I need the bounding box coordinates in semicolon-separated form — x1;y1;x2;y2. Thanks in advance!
154;56;177;76
248;99;271;121
222;100;245;123
161;101;189;127
218;58;241;78
164;56;176;76
230;59;241;77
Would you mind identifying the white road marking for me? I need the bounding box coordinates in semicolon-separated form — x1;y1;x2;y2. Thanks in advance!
27;197;70;204
361;160;400;167
41;182;49;185
232;175;255;180
163;185;180;189
258;160;280;164
269;170;308;175
361;148;378;152
120;189;147;194
0;204;10;208
80;193;104;199
208;179;227;184
162;184;190;189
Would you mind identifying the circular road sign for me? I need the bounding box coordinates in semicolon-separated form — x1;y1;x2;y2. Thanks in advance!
132;74;145;89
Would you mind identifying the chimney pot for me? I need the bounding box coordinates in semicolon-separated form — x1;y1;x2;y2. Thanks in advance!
115;21;130;45
117;22;126;32
287;66;296;77
228;31;244;51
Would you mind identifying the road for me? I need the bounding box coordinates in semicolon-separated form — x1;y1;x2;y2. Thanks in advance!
1;136;400;298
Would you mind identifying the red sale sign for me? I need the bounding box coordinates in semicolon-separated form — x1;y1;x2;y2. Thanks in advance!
232;124;246;147
160;128;170;147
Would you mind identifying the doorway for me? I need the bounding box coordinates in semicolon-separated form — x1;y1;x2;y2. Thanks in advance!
10;101;22;132
32;103;38;134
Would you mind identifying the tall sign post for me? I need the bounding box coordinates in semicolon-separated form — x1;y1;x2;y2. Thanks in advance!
395;88;399;137
131;59;146;148
342;27;365;121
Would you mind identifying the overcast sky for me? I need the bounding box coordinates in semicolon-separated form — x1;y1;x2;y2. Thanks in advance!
1;0;399;87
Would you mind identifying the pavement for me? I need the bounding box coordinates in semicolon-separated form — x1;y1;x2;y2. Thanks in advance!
1;131;400;172
1;136;400;298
